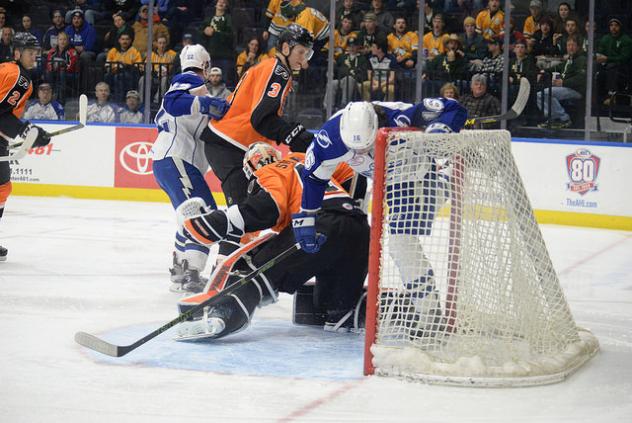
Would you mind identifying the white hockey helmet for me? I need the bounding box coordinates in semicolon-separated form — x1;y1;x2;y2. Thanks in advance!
425;122;453;133
179;44;211;77
339;102;379;153
243;142;282;179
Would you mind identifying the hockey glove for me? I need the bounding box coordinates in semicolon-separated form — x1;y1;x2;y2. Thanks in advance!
281;123;312;152
177;198;244;246
292;211;327;254
289;130;314;153
20;122;51;148
199;96;230;120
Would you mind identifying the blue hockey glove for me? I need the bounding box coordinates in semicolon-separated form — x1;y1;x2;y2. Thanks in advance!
199;96;230;120
292;211;327;254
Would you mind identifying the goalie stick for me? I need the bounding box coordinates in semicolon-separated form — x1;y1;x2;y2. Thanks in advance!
464;77;530;127
75;242;300;357
0;94;87;162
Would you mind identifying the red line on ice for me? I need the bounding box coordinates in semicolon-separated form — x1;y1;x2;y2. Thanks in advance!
277;380;363;422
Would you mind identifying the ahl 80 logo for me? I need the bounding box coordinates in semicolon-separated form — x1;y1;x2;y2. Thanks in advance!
120;141;154;176
566;148;600;196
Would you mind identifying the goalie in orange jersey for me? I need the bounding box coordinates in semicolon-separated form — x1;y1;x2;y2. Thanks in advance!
0;33;52;262
174;143;369;341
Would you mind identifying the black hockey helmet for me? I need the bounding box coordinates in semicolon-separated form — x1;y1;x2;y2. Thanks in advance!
277;23;314;51
13;32;41;50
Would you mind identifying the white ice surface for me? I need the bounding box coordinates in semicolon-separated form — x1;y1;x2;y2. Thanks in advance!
1;196;631;423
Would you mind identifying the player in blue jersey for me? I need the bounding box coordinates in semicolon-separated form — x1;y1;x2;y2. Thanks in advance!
291;99;467;331
151;44;229;292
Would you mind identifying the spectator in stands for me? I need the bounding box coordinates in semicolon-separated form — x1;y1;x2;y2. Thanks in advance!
65;9;97;64
200;0;235;87
362;38;397;101
0;26;13;63
0;11;6;30
263;0;287;52
461;16;487;63
119;89;143;123
554;16;583;56
423;13;449;61
325;13;357;59
358;12;386;55
164;0;202;48
337;0;363;30
366;0;394;33
528;15;557;57
132;4;170;58
42;9;67;51
510;40;536;85
440;82;460;99
24;83;65;121
87;82;118;123
469;38;504;87
206;67;232;100
476;0;504;42
426;33;466;86
45;32;79;104
523;0;543;40
536;36;586;129
507;17;526;51
409;0;437;33
236;37;266;78
16;15;43;44
105;32;143;103
443;0;484;16
388;16;418;70
284;1;331;59
326;35;368;108
552;2;572;34
596;18;632;103
65;1;100;26
104;0;141;23
140;0;169;18
460;74;500;128
138;34;176;104
103;12;135;54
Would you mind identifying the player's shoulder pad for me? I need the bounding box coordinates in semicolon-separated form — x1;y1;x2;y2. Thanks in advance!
168;71;205;92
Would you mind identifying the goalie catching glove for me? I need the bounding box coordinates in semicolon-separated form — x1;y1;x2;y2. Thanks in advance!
176;197;244;247
291;211;327;253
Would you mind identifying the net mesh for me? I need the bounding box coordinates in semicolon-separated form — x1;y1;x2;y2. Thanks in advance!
369;129;598;386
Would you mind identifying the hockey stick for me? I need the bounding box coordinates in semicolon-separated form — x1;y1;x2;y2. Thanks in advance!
464;78;531;127
75;242;300;357
49;93;88;137
0;94;88;162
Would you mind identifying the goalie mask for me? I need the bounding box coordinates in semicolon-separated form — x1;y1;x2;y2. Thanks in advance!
179;44;211;79
339;102;379;154
243;142;282;179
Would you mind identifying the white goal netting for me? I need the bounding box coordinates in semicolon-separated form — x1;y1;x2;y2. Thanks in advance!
365;129;599;387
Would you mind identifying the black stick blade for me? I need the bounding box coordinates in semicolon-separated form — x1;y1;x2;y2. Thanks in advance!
75;332;127;357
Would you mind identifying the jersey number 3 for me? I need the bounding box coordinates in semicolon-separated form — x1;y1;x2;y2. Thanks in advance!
267;83;281;98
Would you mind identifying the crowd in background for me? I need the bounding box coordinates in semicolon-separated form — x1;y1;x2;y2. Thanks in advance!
0;0;630;130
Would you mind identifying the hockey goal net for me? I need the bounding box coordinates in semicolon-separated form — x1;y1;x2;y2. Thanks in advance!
364;128;599;387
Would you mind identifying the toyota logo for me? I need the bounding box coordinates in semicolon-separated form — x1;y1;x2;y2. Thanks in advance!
120;141;153;175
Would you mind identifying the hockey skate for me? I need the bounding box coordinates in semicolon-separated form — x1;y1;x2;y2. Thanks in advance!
169;252;185;283
181;268;210;293
174;305;227;341
0;245;7;262
324;292;367;334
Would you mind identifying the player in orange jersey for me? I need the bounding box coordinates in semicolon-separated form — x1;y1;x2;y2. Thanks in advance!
200;23;316;262
175;143;369;340
0;33;52;261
